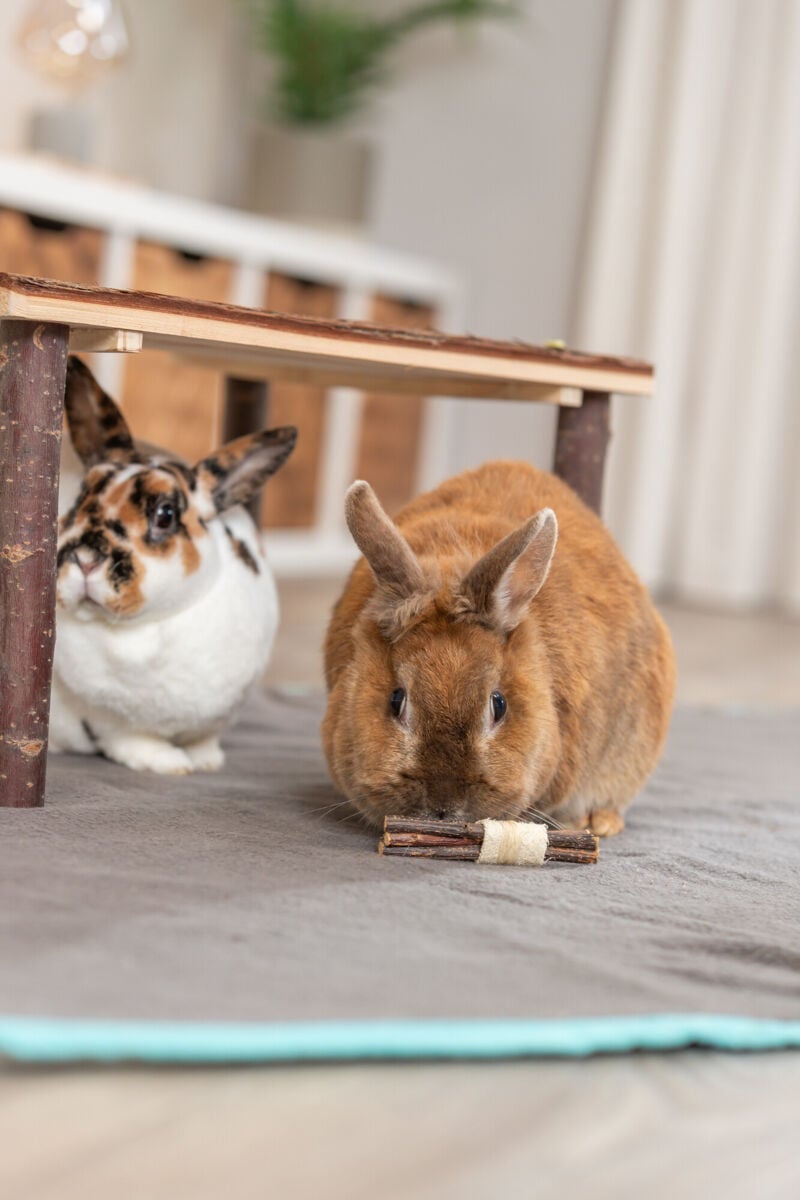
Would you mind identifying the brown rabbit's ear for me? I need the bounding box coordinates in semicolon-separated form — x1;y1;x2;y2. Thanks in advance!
196;426;297;513
345;480;427;597
64;356;137;468
460;508;558;632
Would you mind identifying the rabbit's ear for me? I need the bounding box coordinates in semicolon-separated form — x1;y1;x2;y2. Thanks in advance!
196;426;297;514
64;356;137;467
460;508;558;631
345;480;426;598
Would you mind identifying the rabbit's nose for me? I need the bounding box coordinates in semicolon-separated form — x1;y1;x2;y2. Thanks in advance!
428;778;464;814
67;547;104;576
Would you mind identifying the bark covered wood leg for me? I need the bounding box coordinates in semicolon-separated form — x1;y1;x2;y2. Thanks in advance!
0;319;70;806
553;390;611;516
223;376;269;525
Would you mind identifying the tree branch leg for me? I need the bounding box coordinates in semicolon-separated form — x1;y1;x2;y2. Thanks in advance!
0;320;70;806
553;390;611;516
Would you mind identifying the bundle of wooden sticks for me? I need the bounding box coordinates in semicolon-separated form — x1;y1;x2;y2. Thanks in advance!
378;816;599;866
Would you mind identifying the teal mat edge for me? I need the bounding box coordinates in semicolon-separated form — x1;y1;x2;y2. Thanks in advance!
2;1014;800;1064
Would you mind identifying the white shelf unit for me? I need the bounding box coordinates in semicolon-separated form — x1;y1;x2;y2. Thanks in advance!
0;152;465;576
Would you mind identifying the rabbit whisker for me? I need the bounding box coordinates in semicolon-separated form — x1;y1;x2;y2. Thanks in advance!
338;808;368;826
521;806;567;830
304;798;353;818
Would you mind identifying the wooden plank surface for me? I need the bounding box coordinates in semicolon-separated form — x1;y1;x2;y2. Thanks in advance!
158;350;587;404
68;329;143;354
0;274;654;398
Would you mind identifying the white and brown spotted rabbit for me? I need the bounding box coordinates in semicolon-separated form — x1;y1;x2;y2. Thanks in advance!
322;462;676;836
51;357;297;775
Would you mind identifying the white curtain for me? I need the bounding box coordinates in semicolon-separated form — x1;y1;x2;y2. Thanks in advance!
572;0;800;611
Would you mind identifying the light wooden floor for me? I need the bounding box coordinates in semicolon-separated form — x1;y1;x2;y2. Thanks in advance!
4;1052;800;1200
4;579;799;1200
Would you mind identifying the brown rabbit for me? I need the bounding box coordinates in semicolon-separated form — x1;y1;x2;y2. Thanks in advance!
322;461;675;836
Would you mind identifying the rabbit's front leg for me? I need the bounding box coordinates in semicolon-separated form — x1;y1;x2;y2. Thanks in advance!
547;793;626;838
49;675;97;755
183;734;225;773
586;807;625;837
567;802;626;837
99;730;194;775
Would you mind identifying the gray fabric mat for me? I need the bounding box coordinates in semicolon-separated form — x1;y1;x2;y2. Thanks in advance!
1;693;798;1023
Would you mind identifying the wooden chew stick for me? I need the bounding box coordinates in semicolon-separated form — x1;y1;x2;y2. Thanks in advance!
380;844;481;861
379;817;599;865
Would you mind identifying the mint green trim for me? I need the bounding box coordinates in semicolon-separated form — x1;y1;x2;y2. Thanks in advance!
1;1014;800;1064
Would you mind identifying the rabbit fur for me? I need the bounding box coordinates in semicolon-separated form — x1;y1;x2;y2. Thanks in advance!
322;461;675;836
51;357;297;775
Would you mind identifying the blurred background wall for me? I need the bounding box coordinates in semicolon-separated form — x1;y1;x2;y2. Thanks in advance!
1;0;798;612
0;1;248;202
577;0;800;612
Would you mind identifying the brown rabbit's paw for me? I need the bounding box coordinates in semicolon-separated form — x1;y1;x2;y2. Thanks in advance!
587;807;625;838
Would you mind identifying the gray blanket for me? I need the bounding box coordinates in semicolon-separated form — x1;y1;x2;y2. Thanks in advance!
1;693;798;1026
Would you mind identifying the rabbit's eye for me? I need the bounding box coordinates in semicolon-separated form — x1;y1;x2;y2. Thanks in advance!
490;691;507;723
153;500;177;532
389;687;406;719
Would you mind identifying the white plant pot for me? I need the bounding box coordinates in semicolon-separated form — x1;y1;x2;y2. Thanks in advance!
244;124;373;231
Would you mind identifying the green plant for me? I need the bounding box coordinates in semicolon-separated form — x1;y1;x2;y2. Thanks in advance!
251;0;515;126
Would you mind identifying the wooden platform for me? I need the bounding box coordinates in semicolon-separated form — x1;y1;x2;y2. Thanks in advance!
0;273;653;403
0;270;654;807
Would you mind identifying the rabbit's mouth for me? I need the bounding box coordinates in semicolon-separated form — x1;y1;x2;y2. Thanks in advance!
79;589;102;609
56;555;146;622
59;573;111;619
72;594;105;621
355;774;518;826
